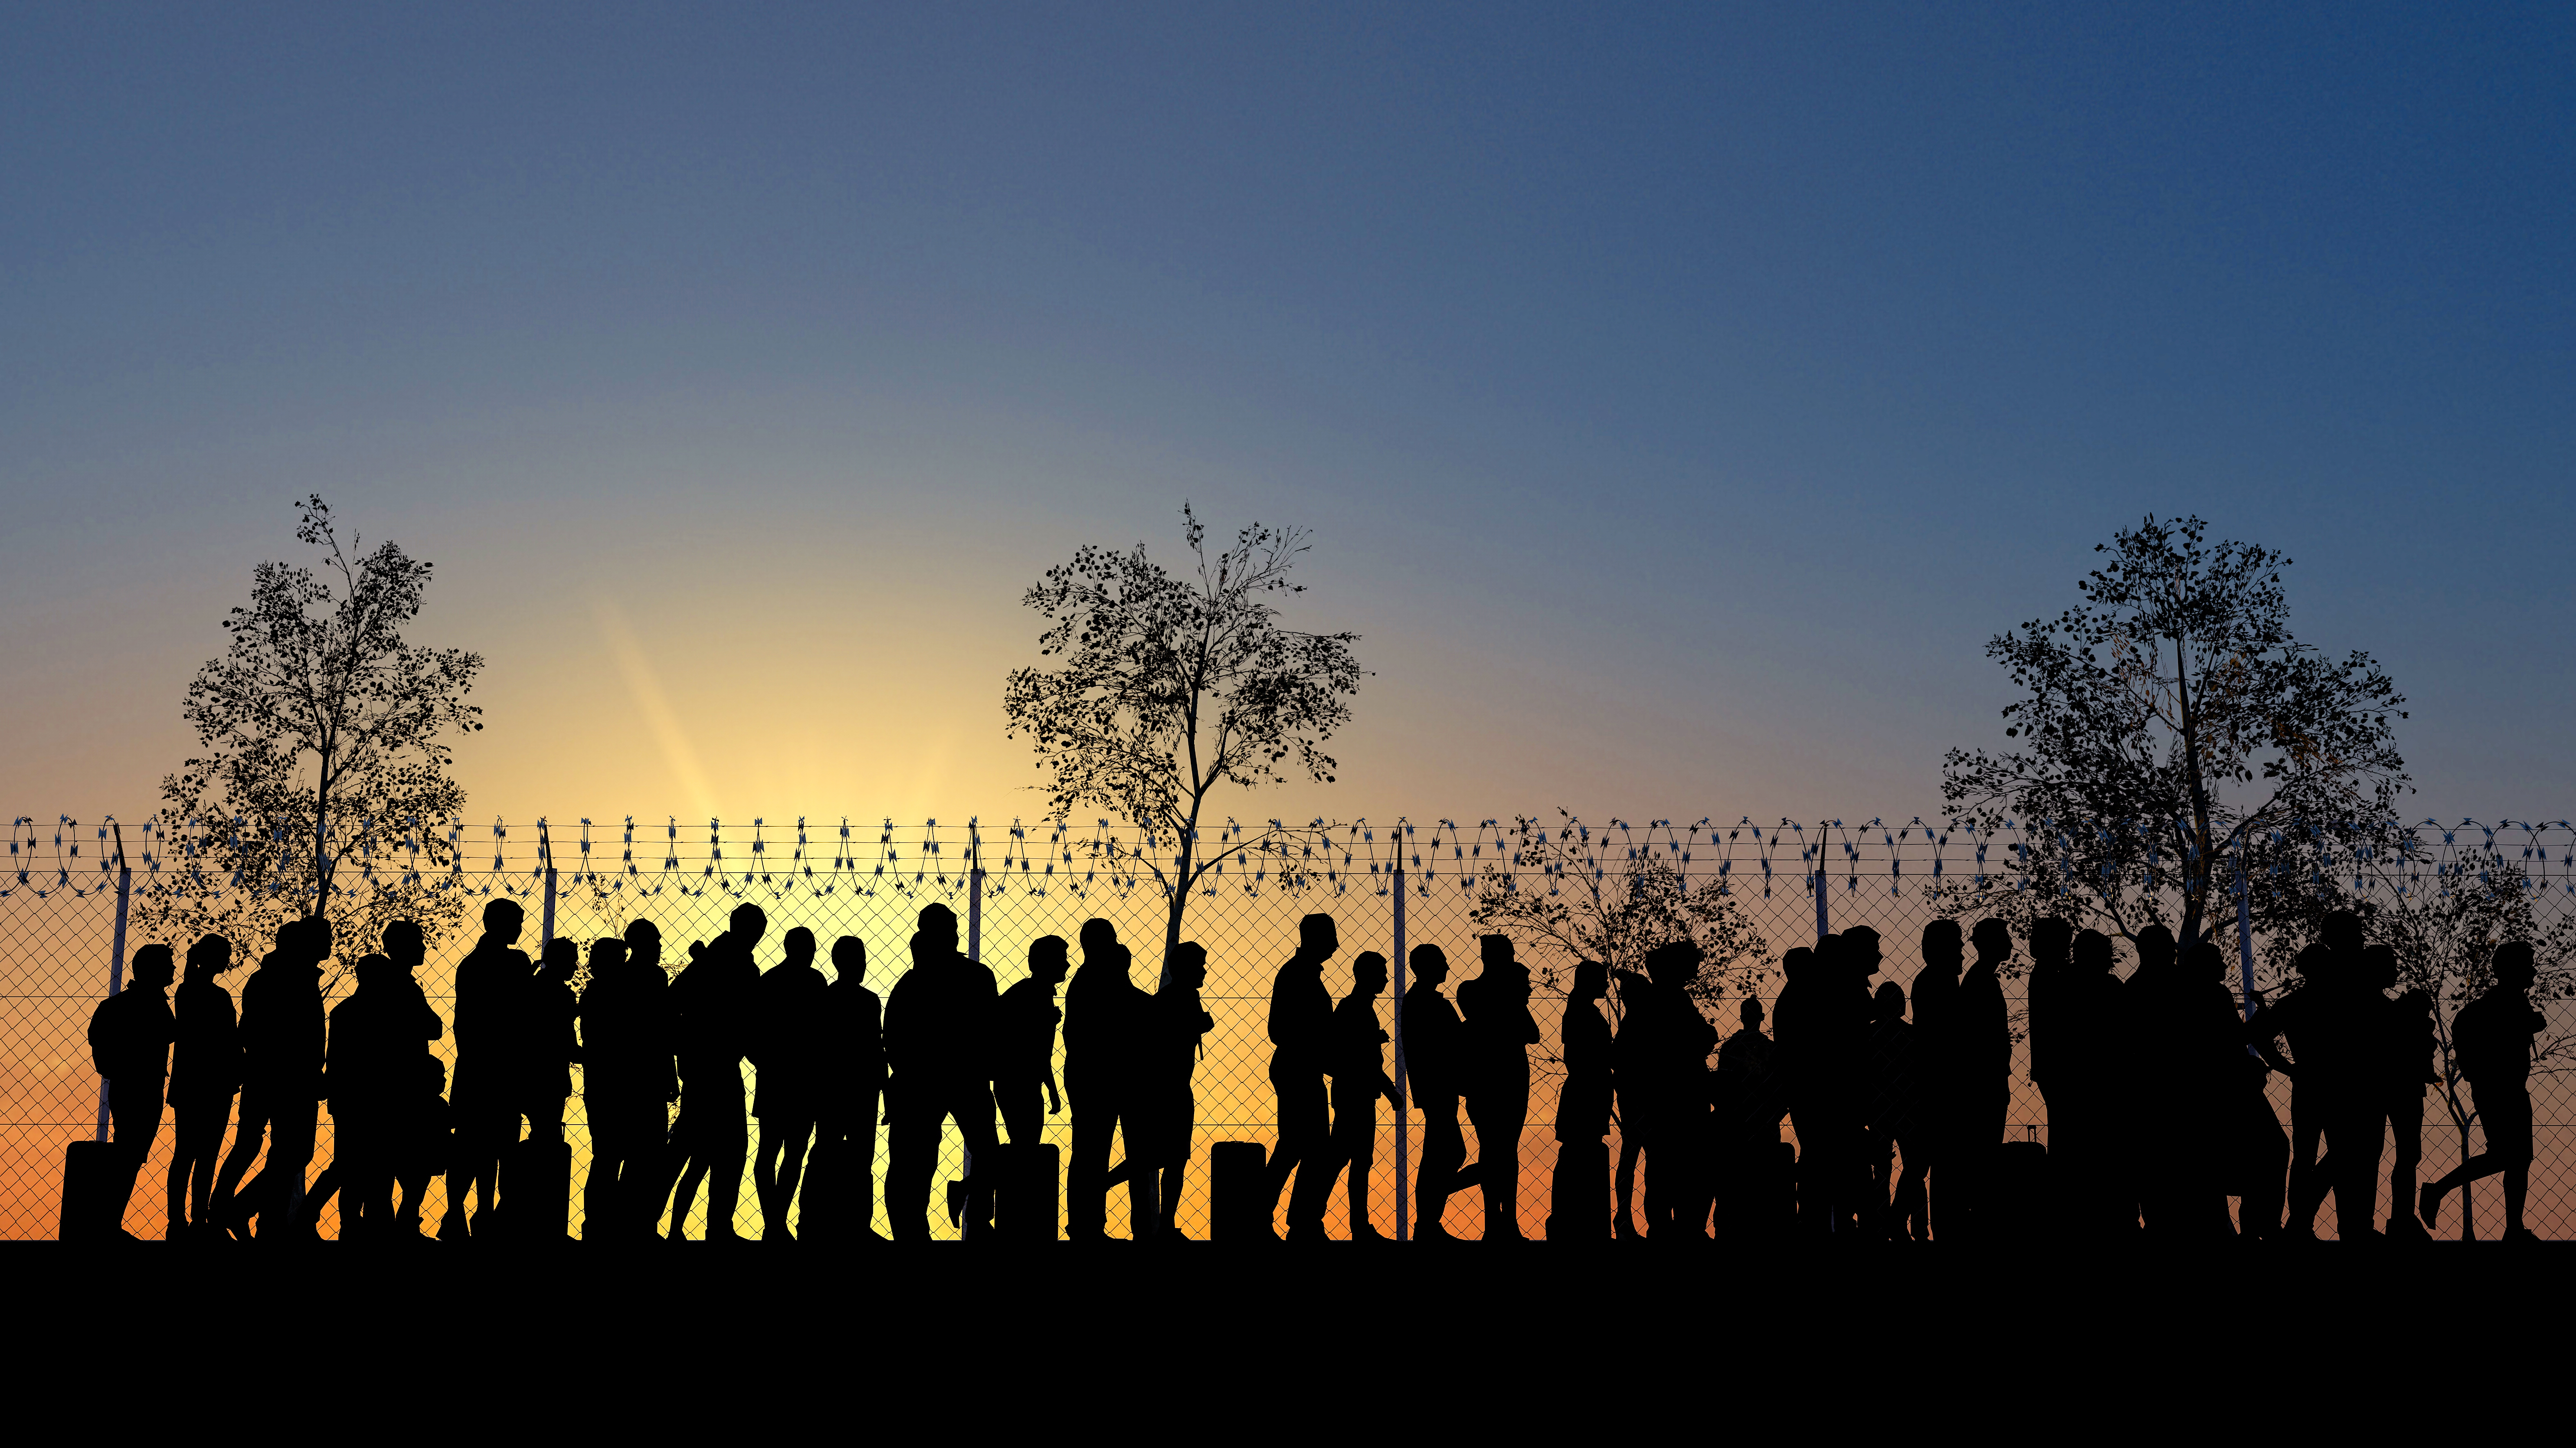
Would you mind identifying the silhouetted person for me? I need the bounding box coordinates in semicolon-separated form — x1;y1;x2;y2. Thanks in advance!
1771;941;1835;1233
2065;928;2131;1232
1404;943;1468;1241
1458;934;1539;1241
222;915;331;1241
166;933;240;1239
2023;916;2080;1218
322;922;441;1239
89;941;176;1235
1905;923;1962;1237
750;926;830;1240
1712;996;1785;1240
2420;941;2545;1240
443;900;530;1240
2258;912;2378;1238
2252;941;2331;1236
1298;951;1399;1241
1952;918;2013;1235
1866;980;1923;1240
1547;958;1613;1241
1066;919;1151;1239
2374;945;2437;1241
810;934;886;1243
399;1056;453;1237
996;936;1068;1147
885;904;1000;1241
667;904;765;1240
1135;941;1214;1240
579;923;675;1241
2192;939;2286;1239
1263;914;1340;1237
1617;941;1717;1239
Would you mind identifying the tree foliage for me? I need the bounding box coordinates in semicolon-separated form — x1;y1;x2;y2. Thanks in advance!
1003;503;1366;971
142;496;483;963
1942;515;2410;949
1470;813;1776;1052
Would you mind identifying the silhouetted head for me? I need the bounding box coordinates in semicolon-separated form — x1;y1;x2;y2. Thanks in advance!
274;917;310;965
625;918;662;970
1352;951;1390;999
783;926;816;966
1107;942;1134;981
2291;942;2333;982
2493;940;2537;992
541;936;579;980
1299;913;1339;959
916;903;957;956
2030;916;2073;968
1920;920;1963;979
2361;942;2398;992
2135;924;2176;974
382;919;426;972
1572;958;1608;1002
2073;929;2114;976
1970;918;2014;968
287;914;335;965
1410;943;1450;988
353;952;391;989
731;902;770;945
130;943;175;992
1842;926;1882;978
2187;940;2228;981
907;932;929;970
1781;946;1813;984
185;933;234;981
1479;934;1516;971
2321;909;2365;959
1079;918;1117;961
1168;941;1208;992
1739;997;1765;1029
832;934;867;982
483;898;523;943
1873;980;1906;1024
591;937;627;977
1028;935;1069;987
1645;940;1703;990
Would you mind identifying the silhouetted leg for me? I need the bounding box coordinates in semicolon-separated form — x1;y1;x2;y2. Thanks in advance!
1116;1097;1157;1239
1469;1102;1527;1239
170;1102;225;1237
1285;1093;1349;1238
770;1117;815;1239
265;1098;318;1240
2387;1088;2423;1236
852;1082;881;1239
2323;1107;2384;1239
2283;1089;2321;1237
584;1112;626;1241
1069;1078;1115;1239
1263;1066;1329;1235
1613;1134;1641;1239
1331;1090;1379;1239
1416;1096;1466;1238
212;1087;274;1231
702;1077;749;1240
1546;1132;1608;1240
887;1092;941;1241
955;1086;1001;1239
1891;1137;1928;1240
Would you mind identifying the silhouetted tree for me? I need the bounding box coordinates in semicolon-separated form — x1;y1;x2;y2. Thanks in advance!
1942;515;2409;950
144;496;483;956
1004;503;1366;978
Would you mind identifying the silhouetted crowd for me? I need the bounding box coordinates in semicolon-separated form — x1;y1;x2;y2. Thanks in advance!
75;897;2546;1242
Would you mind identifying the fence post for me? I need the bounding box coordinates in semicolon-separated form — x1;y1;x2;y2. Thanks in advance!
95;835;131;1144
1392;861;1408;1244
538;819;556;948
2233;840;2258;1021
965;819;983;1224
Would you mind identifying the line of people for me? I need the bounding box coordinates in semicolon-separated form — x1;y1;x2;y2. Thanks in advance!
78;897;2549;1241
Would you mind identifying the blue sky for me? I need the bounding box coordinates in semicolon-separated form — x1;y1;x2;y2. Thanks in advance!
3;3;2568;825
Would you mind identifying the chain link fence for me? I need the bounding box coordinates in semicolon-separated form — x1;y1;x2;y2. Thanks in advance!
8;811;2573;1240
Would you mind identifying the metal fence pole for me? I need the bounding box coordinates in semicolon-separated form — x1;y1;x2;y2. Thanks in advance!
2233;840;2259;1021
1392;862;1408;1243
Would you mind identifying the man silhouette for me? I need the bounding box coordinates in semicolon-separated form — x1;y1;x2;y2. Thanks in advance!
2373;945;2437;1241
751;926;830;1241
1547;958;1613;1241
506;934;583;1238
2067;928;2131;1232
811;934;886;1243
1303;951;1399;1241
2251;941;2332;1237
224;915;331;1241
1458;934;1540;1241
400;1056;453;1238
2023;916;2079;1224
667;903;764;1241
1866;981;1922;1240
1263;914;1340;1238
1906;923;1962;1238
2192;939;2285;1239
1065;919;1150;1239
1403;943;1469;1241
2420;941;2545;1240
322;923;440;1239
88;942;176;1235
1619;941;1717;1238
884;904;1000;1241
1712;996;1784;1241
1929;918;2011;1240
443;900;530;1241
166;933;239;1239
1132;941;1214;1240
578;924;674;1241
996;936;1069;1148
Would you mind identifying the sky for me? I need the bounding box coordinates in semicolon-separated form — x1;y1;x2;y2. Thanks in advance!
4;2;2570;835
